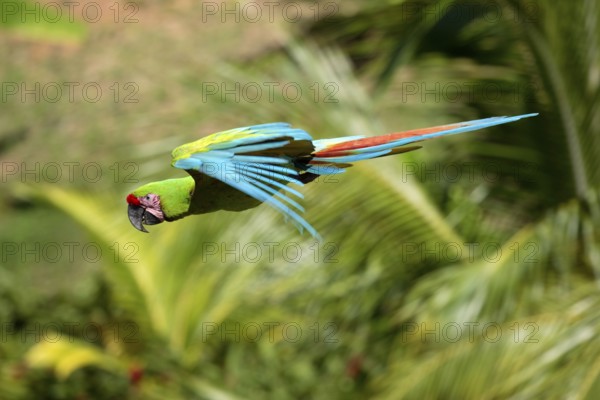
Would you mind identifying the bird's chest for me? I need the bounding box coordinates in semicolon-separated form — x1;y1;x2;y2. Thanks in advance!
189;176;262;214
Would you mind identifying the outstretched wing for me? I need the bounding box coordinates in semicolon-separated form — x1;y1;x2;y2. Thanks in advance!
171;123;320;238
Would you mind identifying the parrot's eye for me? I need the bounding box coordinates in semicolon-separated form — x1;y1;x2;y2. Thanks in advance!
145;195;150;200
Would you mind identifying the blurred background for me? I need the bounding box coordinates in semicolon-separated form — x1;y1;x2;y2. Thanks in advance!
1;0;599;398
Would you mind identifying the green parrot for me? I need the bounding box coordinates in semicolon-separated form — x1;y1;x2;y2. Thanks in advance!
127;114;537;238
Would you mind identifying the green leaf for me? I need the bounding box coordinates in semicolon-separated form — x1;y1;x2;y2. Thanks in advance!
26;339;124;380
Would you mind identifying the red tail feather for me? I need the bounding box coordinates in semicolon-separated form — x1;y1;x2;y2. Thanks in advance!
313;123;460;157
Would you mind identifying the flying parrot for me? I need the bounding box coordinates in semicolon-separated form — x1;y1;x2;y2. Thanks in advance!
127;113;537;239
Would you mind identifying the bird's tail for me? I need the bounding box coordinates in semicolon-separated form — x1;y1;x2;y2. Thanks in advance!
304;113;538;174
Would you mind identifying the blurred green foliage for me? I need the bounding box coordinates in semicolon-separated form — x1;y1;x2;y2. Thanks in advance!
0;0;87;43
1;0;599;398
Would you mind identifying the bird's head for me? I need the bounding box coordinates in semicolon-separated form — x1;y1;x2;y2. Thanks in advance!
126;193;164;232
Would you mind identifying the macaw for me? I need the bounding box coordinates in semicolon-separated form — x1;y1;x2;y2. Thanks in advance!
127;113;537;238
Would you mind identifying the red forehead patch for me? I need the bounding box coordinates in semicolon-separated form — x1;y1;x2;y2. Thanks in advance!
126;194;141;206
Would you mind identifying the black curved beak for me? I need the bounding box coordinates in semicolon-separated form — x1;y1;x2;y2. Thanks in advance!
128;204;148;233
128;204;164;233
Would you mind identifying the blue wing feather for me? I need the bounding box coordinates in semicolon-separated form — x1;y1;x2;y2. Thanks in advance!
173;124;321;239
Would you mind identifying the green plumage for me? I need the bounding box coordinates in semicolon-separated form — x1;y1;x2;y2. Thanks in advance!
132;177;194;221
132;175;264;221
